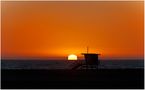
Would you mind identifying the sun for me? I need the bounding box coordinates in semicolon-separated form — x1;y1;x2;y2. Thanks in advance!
68;54;77;60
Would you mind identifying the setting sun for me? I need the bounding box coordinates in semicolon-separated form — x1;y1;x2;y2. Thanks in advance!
68;54;77;60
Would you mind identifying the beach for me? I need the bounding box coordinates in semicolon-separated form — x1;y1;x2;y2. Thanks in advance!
2;60;144;89
2;69;144;89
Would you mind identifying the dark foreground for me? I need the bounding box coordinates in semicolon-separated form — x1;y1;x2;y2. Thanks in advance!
2;69;144;89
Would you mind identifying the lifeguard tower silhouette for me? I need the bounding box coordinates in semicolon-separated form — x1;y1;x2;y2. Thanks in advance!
72;47;100;69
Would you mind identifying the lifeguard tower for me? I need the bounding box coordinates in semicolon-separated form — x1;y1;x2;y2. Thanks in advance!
81;53;100;69
72;47;100;69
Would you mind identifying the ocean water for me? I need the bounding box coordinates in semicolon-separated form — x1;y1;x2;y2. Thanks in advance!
1;60;144;69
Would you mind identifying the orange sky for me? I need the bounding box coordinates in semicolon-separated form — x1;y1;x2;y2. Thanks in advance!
1;1;144;60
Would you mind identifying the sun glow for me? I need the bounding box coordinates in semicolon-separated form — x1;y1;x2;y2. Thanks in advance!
68;54;77;60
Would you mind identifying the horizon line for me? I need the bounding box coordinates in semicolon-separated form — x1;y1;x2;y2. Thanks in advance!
1;0;144;1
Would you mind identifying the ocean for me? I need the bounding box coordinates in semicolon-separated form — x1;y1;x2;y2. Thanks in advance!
1;59;144;69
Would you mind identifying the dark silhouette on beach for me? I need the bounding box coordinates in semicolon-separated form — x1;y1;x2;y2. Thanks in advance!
72;53;100;70
72;47;100;70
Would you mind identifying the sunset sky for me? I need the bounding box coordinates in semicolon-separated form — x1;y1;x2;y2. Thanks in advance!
1;1;144;60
